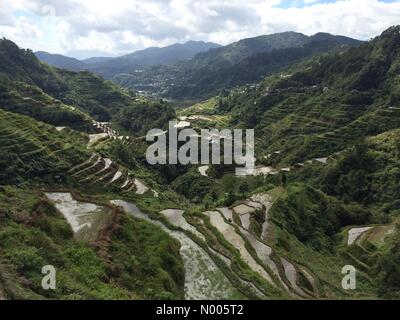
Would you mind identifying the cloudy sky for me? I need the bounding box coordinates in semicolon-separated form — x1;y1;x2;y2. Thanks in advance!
0;0;399;59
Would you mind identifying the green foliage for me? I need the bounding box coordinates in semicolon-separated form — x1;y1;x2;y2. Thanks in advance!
110;213;184;300
208;27;400;167
0;28;400;301
0;38;65;93
5;247;44;272
374;225;400;299
0;109;88;185
171;169;215;203
322;138;400;211
239;181;249;195
0;38;146;125
57;70;135;121
0;81;91;130
114;100;175;135
323;144;376;203
271;184;371;252
0;188;184;300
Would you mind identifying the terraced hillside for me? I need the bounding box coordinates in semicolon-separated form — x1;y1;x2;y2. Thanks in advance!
0;109;88;185
0;109;314;300
80;113;396;299
0;188;185;300
0;111;187;300
163;27;400;299
204;26;400;166
0;27;399;300
0;100;374;300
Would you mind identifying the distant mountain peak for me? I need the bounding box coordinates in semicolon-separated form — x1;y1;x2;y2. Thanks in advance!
35;51;87;72
35;40;221;77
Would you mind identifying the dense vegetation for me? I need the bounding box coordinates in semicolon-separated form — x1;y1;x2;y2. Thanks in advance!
270;183;371;252
212;26;400;165
0;188;184;299
0;109;88;185
0;39;187;300
159;27;399;299
114;100;176;135
0;26;399;300
1;38;125;123
374;226;400;298
1;38;175;128
109;212;184;299
321;139;400;212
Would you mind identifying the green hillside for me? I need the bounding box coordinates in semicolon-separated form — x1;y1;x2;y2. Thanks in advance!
0;38;146;124
212;26;400;165
0;104;185;300
0;109;88;185
0;187;184;300
168;27;400;299
0;26;399;301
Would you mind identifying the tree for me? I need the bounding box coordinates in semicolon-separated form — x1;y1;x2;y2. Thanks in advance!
395;137;400;159
281;172;287;186
239;181;249;195
225;191;236;206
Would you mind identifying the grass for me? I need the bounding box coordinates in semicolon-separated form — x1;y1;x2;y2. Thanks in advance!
0;187;185;300
0;109;90;186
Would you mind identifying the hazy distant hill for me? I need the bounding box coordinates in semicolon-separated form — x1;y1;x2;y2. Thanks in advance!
114;32;362;101
186;32;310;69
86;40;221;78
35;41;221;78
82;56;114;64
35;51;87;72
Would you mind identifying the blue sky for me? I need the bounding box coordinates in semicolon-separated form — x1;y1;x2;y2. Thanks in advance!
277;0;398;8
1;0;400;59
277;0;338;8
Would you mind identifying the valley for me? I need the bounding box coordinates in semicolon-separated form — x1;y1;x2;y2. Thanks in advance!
0;25;399;301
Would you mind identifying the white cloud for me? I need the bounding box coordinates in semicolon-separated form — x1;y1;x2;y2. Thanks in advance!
0;0;399;58
0;8;15;26
258;0;400;40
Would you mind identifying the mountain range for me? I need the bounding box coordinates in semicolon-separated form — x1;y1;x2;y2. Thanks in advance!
36;31;361;102
35;40;221;76
149;31;362;100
